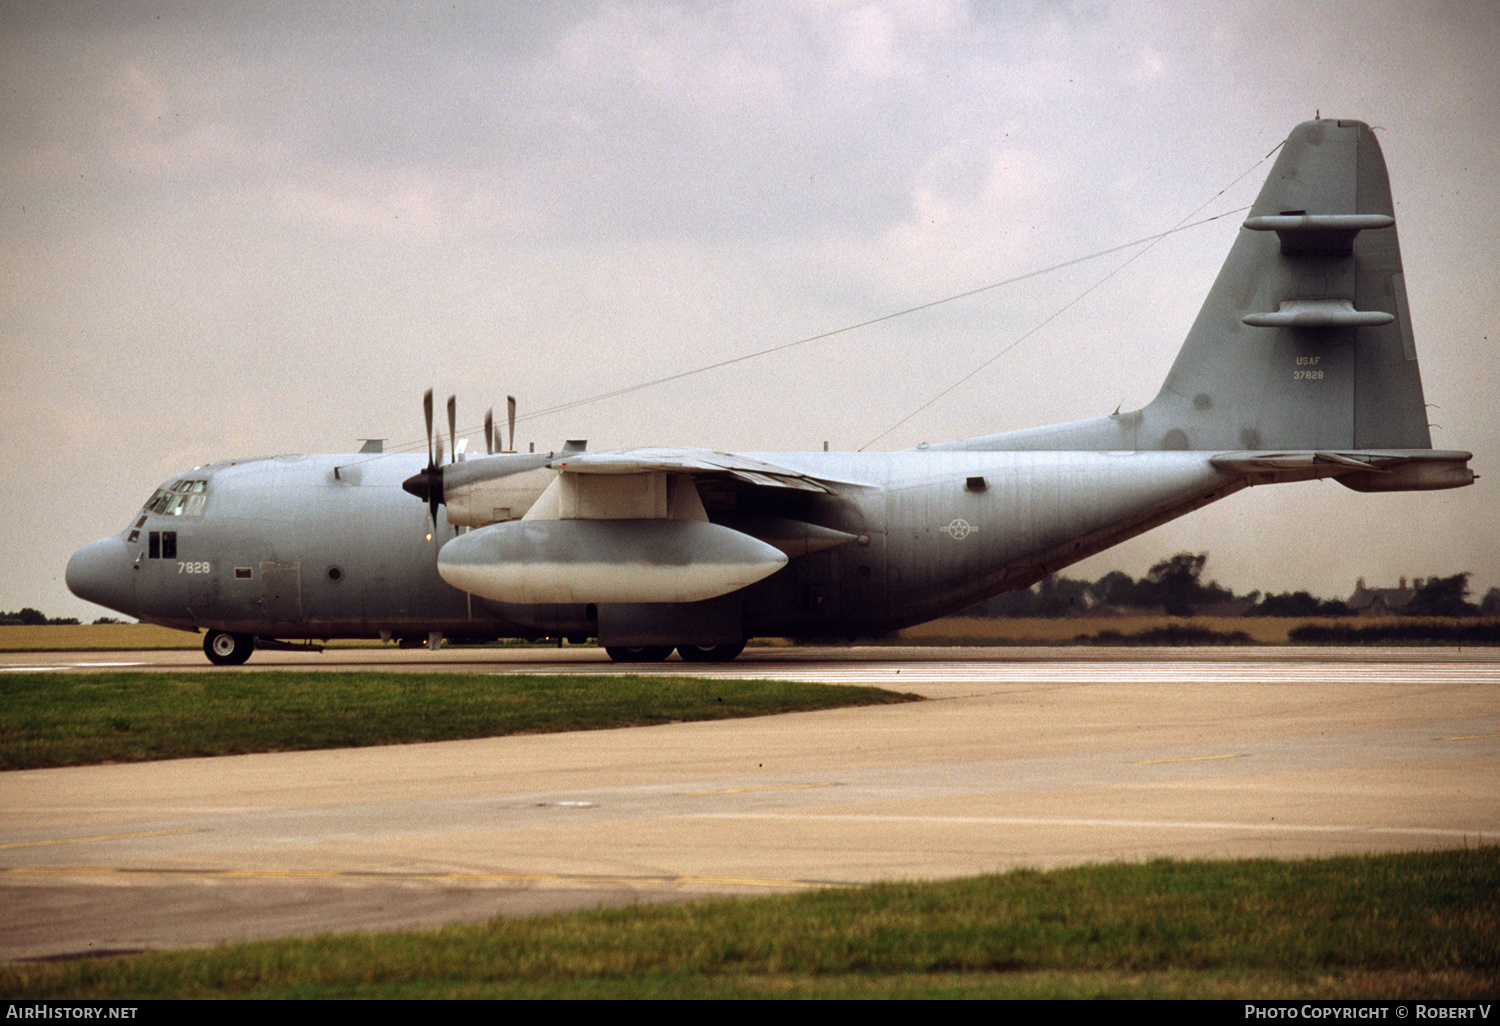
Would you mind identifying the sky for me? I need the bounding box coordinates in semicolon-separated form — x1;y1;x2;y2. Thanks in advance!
3;0;1496;621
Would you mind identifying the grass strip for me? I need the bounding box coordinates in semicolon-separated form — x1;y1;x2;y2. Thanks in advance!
0;671;917;770
4;849;1495;998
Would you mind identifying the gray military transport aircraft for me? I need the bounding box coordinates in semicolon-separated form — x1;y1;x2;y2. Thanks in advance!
67;118;1473;665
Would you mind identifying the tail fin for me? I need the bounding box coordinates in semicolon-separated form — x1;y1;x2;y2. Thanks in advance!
1147;117;1430;451
963;118;1452;462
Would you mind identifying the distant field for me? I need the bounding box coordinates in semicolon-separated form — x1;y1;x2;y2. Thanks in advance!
0;624;529;652
0;623;204;650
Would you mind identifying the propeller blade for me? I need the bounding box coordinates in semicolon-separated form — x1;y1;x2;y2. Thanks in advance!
423;389;434;467
446;395;456;464
484;409;495;455
507;395;517;453
430;432;445;526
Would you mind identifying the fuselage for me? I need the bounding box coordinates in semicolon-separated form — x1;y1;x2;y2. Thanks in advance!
66;447;1240;644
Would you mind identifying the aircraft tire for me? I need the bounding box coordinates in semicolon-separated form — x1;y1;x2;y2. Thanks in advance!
676;643;746;662
603;645;674;663
204;630;255;666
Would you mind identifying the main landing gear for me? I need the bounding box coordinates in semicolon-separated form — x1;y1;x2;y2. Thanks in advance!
204;629;255;666
603;643;746;663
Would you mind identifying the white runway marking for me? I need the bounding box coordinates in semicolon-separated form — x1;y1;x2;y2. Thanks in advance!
2;661;148;671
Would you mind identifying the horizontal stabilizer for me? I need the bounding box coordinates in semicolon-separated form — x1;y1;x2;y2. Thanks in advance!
1211;449;1473;490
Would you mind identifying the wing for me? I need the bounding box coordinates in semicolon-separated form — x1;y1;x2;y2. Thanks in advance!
547;447;835;493
436;448;848;606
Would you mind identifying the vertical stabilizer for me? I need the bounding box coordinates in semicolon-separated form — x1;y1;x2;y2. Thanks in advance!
957;118;1440;456
1145;117;1430;451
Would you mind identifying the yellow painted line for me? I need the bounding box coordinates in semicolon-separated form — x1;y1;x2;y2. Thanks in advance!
0;828;201;851
1442;732;1500;741
0;865;840;889
685;782;837;797
1133;753;1243;765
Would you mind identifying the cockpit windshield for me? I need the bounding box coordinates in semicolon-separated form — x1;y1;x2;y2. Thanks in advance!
142;478;209;517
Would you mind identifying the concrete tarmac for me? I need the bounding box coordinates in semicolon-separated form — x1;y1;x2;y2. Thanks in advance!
2;646;1497;961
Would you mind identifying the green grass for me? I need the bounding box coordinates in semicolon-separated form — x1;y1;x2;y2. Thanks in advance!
4;849;1495;998
0;672;918;769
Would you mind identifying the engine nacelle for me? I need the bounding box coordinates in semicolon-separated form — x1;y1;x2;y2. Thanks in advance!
436;519;788;604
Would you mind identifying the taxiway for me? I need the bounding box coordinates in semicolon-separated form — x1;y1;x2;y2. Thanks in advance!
2;646;1496;961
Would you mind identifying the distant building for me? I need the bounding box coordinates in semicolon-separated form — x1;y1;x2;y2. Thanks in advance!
1347;577;1424;617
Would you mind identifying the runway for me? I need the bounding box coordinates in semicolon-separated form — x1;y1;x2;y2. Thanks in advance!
2;646;1497;961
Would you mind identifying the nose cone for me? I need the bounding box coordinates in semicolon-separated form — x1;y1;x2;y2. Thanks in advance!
66;537;136;616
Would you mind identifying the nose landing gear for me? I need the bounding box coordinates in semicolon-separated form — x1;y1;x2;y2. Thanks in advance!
204;629;255;666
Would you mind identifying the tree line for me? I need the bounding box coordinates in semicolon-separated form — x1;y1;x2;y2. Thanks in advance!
962;553;1499;619
0;608;123;626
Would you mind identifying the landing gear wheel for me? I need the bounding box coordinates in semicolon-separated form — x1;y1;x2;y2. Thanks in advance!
604;645;674;663
204;630;255;666
676;643;746;663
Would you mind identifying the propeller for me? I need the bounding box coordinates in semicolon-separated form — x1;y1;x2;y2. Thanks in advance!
401;388;446;529
402;390;511;527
